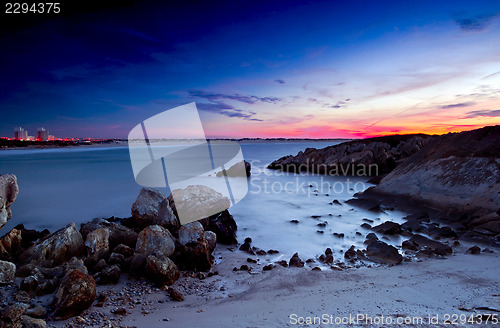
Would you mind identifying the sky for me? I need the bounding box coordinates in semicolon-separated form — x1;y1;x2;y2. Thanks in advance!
0;0;499;139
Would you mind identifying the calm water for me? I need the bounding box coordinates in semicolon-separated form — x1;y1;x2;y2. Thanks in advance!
0;141;407;262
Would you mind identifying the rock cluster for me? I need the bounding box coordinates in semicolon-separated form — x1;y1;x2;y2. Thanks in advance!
0;182;237;325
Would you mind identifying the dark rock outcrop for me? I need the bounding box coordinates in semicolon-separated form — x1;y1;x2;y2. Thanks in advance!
361;126;500;240
268;135;433;176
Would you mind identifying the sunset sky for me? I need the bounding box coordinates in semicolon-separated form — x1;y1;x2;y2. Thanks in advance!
1;0;499;138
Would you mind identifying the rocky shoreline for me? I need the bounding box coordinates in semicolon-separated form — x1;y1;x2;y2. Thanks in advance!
1;126;499;327
268;125;500;246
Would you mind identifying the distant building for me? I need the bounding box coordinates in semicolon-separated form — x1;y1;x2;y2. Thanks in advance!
14;127;28;140
37;128;49;141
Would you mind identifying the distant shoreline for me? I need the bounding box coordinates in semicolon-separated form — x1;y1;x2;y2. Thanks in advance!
0;138;350;151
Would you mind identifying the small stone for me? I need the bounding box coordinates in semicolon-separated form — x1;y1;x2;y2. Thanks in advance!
167;288;184;302
467;246;481;254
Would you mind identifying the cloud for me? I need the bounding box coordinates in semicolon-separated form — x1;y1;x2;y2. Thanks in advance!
464;109;500;118
275;79;285;84
192;96;264;121
189;90;282;104
441;102;475;109
455;13;498;31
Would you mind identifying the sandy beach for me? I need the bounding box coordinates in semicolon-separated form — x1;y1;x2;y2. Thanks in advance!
46;240;499;328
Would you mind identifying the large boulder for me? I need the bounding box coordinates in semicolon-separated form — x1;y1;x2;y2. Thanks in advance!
53;269;96;320
0;260;15;284
174;222;212;271
168;185;231;225
135;225;175;258
145;254;179;286
80;218;138;248
20;223;84;267
131;188;180;231
366;241;402;264
0;174;19;231
199;210;238;245
84;228;109;266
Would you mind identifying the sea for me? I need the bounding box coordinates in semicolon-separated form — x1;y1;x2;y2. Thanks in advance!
0;141;408;263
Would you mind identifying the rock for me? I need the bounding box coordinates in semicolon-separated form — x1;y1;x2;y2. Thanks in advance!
0;303;29;327
0;260;15;284
111;308;127;316
263;264;274;271
174;222;212;271
128;253;147;277
239;238;254;254
344;246;357;260
467;246;481;254
0;227;22;261
178;222;205;246
84;227;109;266
427;226;458;239
366;241;402;264
408;234;452;256
80;218;138;249
97;265;121;285
402;240;418;251
372;221;402;235
289;253;304;267
0;174;19;231
20;223;84;267
145;254;179;286
112;244;134;258
24;305;47;319
93;259;107;272
168;185;231;225
290;220;299;224
64;257;88;276
53;270;96;320
204;231;217;252
135;225;175;258
364;233;379;245
216;160;251;177
108;252;125;265
276;260;288;267
131;188;179;230
360;223;372;229
167;287;184;302
19;316;47;328
199;210;238;245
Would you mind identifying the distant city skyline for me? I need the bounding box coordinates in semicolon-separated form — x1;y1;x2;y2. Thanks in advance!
1;0;499;139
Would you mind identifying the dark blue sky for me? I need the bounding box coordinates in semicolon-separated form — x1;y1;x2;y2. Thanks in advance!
1;0;499;138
